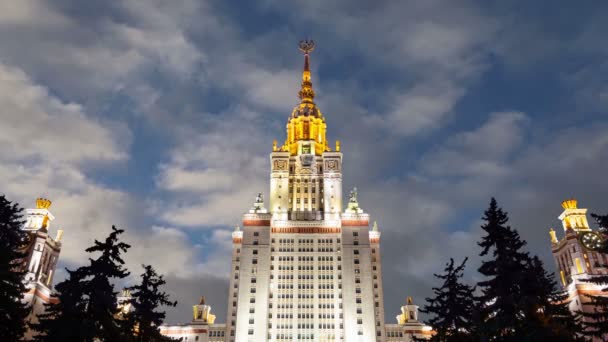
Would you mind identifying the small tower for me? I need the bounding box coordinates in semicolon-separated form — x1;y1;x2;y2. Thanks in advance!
397;297;419;324
20;198;64;339
160;296;221;342
395;297;433;341
193;296;216;324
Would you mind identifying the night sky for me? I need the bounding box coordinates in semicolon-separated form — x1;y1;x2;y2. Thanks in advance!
1;0;607;324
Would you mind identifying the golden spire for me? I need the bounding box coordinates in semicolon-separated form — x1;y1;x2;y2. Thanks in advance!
298;40;316;104
282;40;328;155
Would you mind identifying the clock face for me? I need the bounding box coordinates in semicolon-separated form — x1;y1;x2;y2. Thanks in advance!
580;232;604;251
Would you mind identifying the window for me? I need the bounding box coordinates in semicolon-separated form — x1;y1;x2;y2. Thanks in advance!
253;250;258;255
253;232;259;237
252;259;258;264
354;250;359;255
353;232;359;237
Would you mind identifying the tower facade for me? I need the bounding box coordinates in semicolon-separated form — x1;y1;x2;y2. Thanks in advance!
161;41;432;342
228;41;382;342
549;199;608;320
20;198;64;338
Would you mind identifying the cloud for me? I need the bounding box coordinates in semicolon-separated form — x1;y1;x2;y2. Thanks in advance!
0;0;203;105
0;63;129;165
420;111;528;178
155;107;271;227
369;79;466;137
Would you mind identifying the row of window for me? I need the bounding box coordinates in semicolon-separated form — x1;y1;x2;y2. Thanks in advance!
273;238;341;244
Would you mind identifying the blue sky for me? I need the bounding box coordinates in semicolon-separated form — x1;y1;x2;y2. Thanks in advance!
1;0;607;323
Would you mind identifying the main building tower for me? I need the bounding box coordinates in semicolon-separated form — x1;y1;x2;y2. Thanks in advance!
227;41;385;342
161;41;432;342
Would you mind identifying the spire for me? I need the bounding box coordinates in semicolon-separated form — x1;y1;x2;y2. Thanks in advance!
298;40;316;104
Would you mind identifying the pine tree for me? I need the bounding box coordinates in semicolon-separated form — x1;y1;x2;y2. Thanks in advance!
477;198;530;340
579;213;608;339
33;225;131;341
125;265;177;342
0;195;29;341
421;258;477;342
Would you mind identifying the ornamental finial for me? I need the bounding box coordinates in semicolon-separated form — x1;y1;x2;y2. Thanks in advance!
36;198;52;209
298;40;316;102
298;40;315;55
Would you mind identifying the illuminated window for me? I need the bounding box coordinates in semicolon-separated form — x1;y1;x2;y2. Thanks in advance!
575;258;584;274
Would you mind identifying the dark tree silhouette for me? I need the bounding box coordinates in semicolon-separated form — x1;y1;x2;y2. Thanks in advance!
477;198;530;340
125;265;177;342
33;225;131;341
31;267;89;341
579;213;608;339
477;198;584;341
519;256;583;341
421;258;477;342
0;195;29;341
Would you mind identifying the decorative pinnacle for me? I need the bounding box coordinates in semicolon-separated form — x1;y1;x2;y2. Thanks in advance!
298;40;315;55
297;39;316;102
36;198;52;209
562;199;577;210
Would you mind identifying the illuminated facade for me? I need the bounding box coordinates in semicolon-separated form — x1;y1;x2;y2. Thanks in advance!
20;198;64;339
549;199;608;329
161;41;431;342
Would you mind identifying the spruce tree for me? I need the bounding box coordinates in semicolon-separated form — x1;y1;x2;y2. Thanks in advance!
519;256;583;341
0;195;29;341
421;258;477;342
33;225;131;341
125;265;177;342
31;267;90;341
477;198;530;340
477;198;584;341
579;213;608;339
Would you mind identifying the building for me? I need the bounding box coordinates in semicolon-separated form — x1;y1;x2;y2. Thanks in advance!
549;199;608;330
19;198;63;339
161;41;432;342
